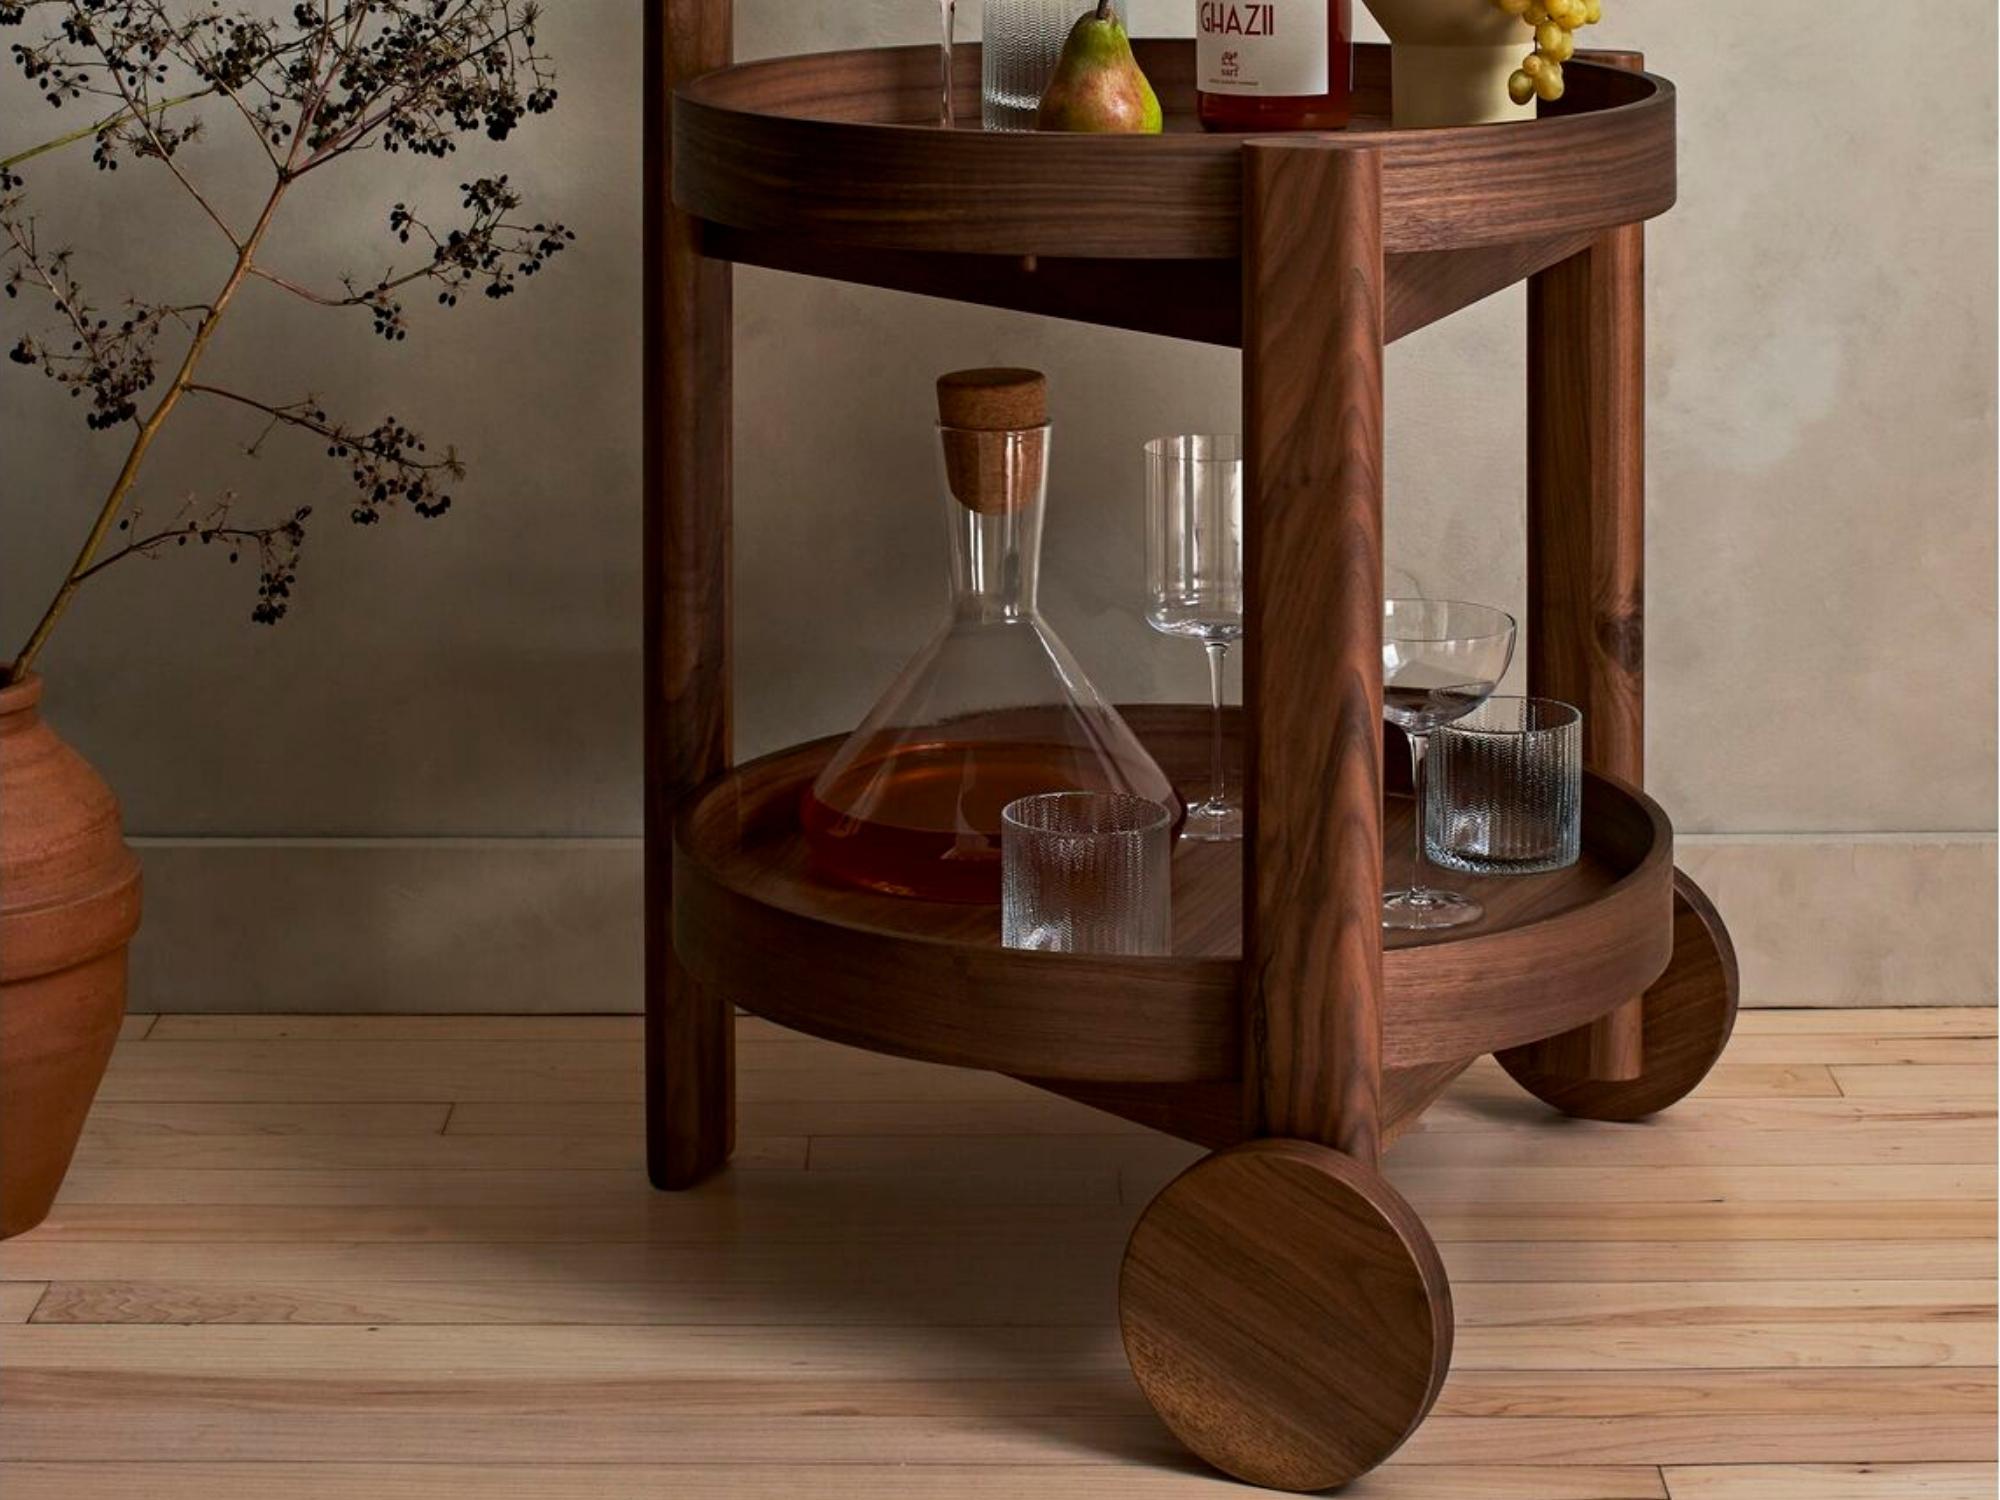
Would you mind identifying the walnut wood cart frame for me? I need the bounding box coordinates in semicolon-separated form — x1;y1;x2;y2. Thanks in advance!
642;9;1738;1491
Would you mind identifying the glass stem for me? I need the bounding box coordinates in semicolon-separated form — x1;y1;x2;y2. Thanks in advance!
939;0;956;128
1407;729;1433;905
1205;640;1228;812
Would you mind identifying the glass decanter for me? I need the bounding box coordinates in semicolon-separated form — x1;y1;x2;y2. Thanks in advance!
803;369;1179;904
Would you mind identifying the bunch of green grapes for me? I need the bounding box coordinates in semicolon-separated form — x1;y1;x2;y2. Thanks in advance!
1492;0;1603;105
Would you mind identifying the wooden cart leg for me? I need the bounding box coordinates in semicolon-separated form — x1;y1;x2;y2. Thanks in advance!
643;0;735;1190
1514;215;1650;1083
1240;139;1388;1168
1120;141;1450;1494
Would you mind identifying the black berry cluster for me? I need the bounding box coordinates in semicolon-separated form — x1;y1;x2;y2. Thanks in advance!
0;1;568;649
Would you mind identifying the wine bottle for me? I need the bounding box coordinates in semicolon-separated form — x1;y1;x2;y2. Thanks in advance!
1195;0;1354;131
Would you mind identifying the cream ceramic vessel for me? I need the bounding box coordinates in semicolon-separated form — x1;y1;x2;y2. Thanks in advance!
1361;0;1527;127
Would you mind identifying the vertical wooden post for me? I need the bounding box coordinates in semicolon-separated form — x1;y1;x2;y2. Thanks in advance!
644;0;735;1188
1241;142;1388;1169
1528;227;1645;779
1516;150;1648;1082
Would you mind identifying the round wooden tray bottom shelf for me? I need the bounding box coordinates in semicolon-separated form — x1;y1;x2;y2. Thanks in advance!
673;706;1675;1083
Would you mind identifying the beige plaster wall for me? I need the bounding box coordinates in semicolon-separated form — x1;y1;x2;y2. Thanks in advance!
2;2;1994;1006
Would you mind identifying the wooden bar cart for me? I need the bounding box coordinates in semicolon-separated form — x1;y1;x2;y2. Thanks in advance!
643;9;1738;1491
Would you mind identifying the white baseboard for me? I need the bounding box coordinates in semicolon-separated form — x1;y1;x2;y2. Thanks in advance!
1675;834;1995;1007
129;838;645;1016
126;833;1996;1013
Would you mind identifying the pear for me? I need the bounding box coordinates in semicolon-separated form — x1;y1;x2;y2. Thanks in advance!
1035;2;1162;134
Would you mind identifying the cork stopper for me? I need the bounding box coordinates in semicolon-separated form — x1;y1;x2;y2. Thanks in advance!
937;368;1047;515
938;368;1047;431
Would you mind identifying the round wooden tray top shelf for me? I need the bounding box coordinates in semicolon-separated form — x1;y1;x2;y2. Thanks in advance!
674;706;1674;1083
673;41;1676;262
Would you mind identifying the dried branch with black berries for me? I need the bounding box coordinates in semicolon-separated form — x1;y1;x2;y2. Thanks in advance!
1;0;573;678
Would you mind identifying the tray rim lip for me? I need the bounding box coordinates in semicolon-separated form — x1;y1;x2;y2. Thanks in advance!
673;724;1672;965
670;713;1677;1077
675;39;1675;148
671;41;1677;260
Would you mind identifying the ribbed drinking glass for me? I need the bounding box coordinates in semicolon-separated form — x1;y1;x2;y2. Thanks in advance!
1001;792;1172;955
1425;697;1582;875
982;0;1122;130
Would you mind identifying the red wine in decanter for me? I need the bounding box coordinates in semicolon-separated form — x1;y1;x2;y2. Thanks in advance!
803;740;1155;904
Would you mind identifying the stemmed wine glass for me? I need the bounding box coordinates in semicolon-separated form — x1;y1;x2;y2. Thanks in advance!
937;0;957;127
1382;598;1517;930
1146;436;1244;842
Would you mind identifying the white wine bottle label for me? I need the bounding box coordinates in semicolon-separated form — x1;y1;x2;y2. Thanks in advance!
1196;1;1330;96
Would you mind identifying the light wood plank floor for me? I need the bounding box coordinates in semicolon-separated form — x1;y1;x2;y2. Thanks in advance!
2;1007;1994;1499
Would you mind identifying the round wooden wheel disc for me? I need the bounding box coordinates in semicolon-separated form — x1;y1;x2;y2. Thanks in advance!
1499;871;1740;1121
1119;1139;1453;1492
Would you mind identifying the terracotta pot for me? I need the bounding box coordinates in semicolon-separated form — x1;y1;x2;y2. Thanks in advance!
1361;0;1527;127
1;673;140;1238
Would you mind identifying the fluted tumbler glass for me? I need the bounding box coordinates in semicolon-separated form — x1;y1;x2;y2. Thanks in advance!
1425;697;1583;875
982;0;1123;130
1001;792;1171;955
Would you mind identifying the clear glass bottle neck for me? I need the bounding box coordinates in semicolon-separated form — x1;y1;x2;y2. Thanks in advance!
947;492;1042;621
939;425;1048;622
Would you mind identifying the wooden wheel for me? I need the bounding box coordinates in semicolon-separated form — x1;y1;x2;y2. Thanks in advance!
1119;1140;1453;1492
1499;870;1739;1121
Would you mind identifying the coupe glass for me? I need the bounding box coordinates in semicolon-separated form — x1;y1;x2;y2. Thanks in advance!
1381;598;1517;930
1145;436;1244;842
